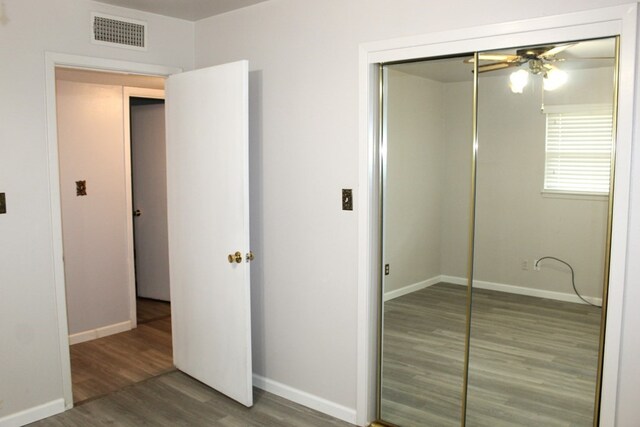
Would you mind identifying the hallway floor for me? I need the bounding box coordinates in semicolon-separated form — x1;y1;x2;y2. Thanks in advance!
70;298;173;403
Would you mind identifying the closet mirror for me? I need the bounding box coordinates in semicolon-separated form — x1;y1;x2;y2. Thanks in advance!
380;55;474;426
377;36;618;427
466;37;616;426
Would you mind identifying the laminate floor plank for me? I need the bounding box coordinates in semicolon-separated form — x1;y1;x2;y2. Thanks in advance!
380;282;601;427
70;316;173;403
137;298;171;324
31;371;354;427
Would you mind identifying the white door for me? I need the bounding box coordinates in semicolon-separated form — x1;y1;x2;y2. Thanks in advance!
165;61;253;407
131;101;171;302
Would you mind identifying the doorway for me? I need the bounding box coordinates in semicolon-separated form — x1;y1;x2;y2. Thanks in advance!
55;67;172;403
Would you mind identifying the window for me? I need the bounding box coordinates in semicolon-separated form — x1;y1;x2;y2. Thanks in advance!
543;104;614;195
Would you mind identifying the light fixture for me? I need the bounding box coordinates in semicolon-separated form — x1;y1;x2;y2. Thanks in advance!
509;63;568;94
543;67;568;91
509;69;529;93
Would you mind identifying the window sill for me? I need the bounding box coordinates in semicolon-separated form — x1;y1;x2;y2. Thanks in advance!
541;190;609;201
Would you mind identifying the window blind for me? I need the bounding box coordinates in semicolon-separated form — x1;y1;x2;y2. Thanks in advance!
544;107;613;194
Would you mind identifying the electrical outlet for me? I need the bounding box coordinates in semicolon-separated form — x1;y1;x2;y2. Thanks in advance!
521;259;529;271
533;259;541;271
385;264;390;275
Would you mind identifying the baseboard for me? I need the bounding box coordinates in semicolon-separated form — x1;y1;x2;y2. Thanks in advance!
0;398;65;427
440;275;602;306
68;320;132;345
384;276;440;301
252;374;357;425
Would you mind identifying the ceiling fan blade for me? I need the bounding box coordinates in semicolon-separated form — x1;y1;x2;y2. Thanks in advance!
464;54;519;64
540;43;575;58
477;62;519;73
559;56;614;60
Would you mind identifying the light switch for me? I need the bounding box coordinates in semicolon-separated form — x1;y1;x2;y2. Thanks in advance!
342;189;353;211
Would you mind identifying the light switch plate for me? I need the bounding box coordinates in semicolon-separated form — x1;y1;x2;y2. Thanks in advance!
342;189;353;211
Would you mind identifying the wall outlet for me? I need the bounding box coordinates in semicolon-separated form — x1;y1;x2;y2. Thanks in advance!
385;264;390;275
533;260;541;271
521;259;529;271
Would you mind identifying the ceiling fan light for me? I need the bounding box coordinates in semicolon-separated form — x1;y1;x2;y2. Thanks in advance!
544;68;568;91
509;69;529;94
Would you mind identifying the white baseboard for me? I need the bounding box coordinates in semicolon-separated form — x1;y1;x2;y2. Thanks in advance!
252;374;356;425
384;276;440;301
0;398;65;427
440;275;602;306
69;320;132;345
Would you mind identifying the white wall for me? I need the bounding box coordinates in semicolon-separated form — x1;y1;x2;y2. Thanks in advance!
471;68;612;299
0;0;192;422
194;0;640;422
56;80;130;336
384;68;445;293
441;80;473;279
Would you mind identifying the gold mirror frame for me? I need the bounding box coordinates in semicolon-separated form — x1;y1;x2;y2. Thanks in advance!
373;36;620;427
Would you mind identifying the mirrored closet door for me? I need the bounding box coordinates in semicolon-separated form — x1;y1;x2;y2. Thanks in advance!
377;36;618;427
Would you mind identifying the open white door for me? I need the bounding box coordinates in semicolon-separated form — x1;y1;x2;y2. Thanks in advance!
165;60;252;407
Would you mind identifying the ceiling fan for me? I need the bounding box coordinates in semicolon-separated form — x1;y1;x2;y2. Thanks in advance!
466;44;575;74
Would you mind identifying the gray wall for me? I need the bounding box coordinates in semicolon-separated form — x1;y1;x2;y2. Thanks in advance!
384;68;445;293
4;0;640;424
194;0;639;420
0;0;193;420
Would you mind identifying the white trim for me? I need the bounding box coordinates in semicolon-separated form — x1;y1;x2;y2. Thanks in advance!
68;320;132;345
383;276;440;301
252;374;356;425
440;275;603;306
123;87;166;329
357;4;638;426
45;52;181;410
0;399;65;427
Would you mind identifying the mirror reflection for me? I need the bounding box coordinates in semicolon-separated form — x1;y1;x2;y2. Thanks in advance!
380;55;474;426
378;37;617;427
467;38;615;426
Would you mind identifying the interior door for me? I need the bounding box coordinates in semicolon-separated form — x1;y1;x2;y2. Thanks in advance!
131;101;171;302
165;60;252;407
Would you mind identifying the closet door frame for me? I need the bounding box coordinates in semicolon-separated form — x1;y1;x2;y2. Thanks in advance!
356;4;638;426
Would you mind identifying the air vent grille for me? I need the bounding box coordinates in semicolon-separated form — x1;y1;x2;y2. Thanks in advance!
92;13;147;50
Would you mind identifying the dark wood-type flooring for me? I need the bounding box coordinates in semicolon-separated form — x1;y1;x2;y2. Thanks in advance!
31;370;354;426
381;282;601;427
69;298;173;403
36;298;353;426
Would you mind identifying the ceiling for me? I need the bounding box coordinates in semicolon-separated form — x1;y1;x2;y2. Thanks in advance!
94;0;269;21
393;38;616;83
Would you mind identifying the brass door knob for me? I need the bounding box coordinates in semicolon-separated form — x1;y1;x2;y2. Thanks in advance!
246;251;255;262
228;251;242;263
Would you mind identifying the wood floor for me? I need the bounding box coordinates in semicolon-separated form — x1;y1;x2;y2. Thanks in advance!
381;283;601;427
31;371;354;427
39;298;354;426
69;298;173;403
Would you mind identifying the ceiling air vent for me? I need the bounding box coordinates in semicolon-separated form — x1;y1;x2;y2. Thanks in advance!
91;13;147;51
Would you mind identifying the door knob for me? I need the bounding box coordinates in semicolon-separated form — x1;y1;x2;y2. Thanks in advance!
246;251;255;262
228;251;242;263
134;209;142;217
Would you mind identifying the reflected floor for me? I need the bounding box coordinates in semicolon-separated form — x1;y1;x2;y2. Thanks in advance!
381;283;601;427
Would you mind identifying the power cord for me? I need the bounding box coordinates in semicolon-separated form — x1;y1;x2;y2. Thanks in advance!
534;256;601;308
